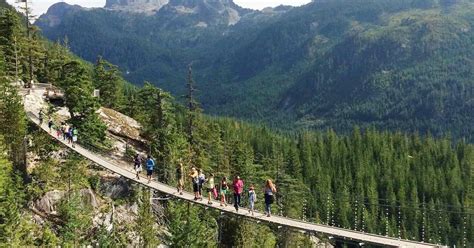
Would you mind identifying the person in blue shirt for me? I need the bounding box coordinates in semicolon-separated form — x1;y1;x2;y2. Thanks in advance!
146;155;155;183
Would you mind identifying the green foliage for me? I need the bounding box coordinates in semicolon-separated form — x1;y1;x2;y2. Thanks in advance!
0;69;26;167
136;188;160;247
220;218;277;247
36;0;474;142
57;192;93;245
0;137;28;246
166;201;218;247
93;56;124;109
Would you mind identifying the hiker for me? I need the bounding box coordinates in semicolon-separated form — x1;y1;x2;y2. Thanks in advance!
48;119;53;132
198;169;206;201
176;161;184;195
56;123;62;138
232;176;244;212
62;123;69;141
68;126;73;144
134;154;142;180
189;167;200;200
248;184;257;216
71;127;78;148
219;176;228;207
206;173;215;205
264;179;277;217
146;155;155;183
38;109;44;124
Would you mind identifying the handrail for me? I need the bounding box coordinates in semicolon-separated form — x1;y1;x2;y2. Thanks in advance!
25;110;446;248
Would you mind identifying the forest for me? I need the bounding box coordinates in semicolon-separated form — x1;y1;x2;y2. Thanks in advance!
36;0;474;142
0;1;473;247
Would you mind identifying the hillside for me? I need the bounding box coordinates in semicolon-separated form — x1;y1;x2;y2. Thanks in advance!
1;1;473;246
35;0;474;141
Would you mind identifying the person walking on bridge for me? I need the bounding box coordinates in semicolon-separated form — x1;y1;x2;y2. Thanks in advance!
206;173;215;205
198;169;206;201
62;123;69;141
38;109;44;124
219;176;229;207
190;167;200;200
232;176;244;212
71;127;78;148
134;154;142;180
48;119;53;132
176;161;184;195
264;179;277;217
146;155;155;184
248;184;256;216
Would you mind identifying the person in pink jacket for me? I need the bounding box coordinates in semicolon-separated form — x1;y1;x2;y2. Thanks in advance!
232;175;244;212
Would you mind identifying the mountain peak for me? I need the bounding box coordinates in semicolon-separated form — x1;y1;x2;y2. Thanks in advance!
104;0;245;18
105;0;170;14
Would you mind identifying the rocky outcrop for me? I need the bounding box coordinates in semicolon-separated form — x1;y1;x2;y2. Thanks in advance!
33;190;65;215
80;188;99;209
105;0;170;14
33;189;100;215
100;175;133;200
36;2;85;28
97;107;143;142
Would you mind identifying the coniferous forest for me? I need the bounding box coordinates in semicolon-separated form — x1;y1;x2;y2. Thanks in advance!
36;0;474;142
0;0;473;247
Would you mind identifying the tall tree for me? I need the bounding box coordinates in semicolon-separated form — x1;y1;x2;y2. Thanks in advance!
93;56;124;109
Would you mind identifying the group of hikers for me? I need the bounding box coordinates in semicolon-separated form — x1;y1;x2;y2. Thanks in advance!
133;155;278;217
40;110;79;148
40;108;278;217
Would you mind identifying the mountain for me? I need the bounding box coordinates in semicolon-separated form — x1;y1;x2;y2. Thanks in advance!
0;2;472;247
36;0;474;141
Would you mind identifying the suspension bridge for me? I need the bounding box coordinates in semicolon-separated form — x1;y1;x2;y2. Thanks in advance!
23;88;449;248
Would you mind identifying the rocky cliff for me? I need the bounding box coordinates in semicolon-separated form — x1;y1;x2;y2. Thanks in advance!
105;0;170;14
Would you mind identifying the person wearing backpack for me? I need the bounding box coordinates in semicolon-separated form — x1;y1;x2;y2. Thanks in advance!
71;127;78;148
134;154;142;180
176;161;184;195
189;167;200;200
146;155;155;184
198;169;206;201
232;176;244;212
264;179;277;217
206;173;215;205
219;177;229;207
48;119;54;132
248;184;257;216
38;109;44;124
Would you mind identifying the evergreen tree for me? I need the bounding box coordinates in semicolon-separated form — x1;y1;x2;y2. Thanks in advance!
0;137;28;246
93;56;124;109
136;188;160;247
0;63;26;169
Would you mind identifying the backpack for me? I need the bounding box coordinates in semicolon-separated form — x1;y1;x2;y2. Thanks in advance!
212;187;218;199
198;174;206;185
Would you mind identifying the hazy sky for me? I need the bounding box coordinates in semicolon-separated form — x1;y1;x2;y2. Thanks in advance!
7;0;312;17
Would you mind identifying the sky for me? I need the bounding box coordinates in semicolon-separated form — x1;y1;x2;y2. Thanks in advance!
7;0;312;17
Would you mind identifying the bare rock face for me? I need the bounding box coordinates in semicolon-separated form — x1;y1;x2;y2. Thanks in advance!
36;2;84;28
97;107;143;142
105;0;170;14
33;189;100;215
80;188;99;209
100;176;132;200
33;190;65;215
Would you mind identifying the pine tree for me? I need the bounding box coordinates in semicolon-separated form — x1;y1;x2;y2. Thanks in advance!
93;56;124;109
136;188;160;247
0;137;29;246
59;60;107;146
0;65;27;169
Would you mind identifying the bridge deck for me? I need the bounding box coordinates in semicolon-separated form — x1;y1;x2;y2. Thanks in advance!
26;110;444;248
